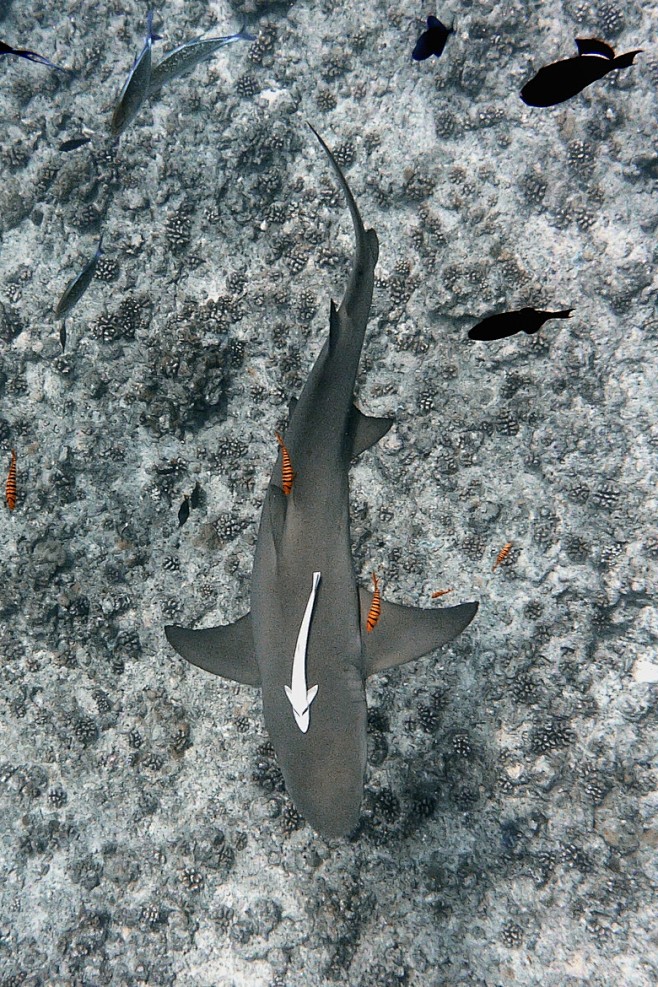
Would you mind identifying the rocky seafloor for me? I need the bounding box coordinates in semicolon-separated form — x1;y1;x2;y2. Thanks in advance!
1;0;657;984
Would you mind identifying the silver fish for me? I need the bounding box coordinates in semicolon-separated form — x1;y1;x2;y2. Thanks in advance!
110;10;162;137
148;23;255;95
54;236;104;319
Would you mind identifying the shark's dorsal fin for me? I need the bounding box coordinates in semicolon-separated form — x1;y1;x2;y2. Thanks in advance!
165;612;260;685
348;404;394;459
358;588;478;677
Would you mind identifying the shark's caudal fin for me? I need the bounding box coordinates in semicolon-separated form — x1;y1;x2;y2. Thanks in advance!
358;588;478;677
164;613;261;685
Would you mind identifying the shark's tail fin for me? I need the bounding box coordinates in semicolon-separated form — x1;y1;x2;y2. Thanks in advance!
307;122;378;267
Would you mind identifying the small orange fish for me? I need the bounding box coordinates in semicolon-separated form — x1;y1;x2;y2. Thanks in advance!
366;572;381;633
5;449;17;510
275;430;295;495
431;588;453;599
492;542;513;571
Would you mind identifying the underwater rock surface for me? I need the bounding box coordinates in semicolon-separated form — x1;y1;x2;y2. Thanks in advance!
1;0;656;984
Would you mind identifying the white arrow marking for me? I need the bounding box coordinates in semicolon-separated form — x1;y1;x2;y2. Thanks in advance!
284;571;321;733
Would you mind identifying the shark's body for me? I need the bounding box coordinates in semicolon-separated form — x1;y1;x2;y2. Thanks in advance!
165;128;478;838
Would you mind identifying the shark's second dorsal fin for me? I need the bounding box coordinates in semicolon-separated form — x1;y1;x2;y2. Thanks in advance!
165;612;260;685
358;588;478;677
348;404;394;458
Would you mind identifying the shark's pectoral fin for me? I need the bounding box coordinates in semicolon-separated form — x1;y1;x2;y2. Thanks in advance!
348;404;394;458
358;589;478;677
165;612;261;686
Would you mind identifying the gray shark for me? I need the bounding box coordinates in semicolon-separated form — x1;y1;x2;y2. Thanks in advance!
165;126;478;838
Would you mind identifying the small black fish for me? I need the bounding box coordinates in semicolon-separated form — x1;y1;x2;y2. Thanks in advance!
59;323;67;353
54;235;104;319
190;481;201;510
59;137;92;152
468;307;573;341
178;495;190;527
0;39;73;74
412;15;453;61
521;38;642;107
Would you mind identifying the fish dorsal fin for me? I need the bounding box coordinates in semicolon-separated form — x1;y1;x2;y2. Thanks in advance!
576;38;615;59
358;588;478;677
347;404;394;458
165;612;260;685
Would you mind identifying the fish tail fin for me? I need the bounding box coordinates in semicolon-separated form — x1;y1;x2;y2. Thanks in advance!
236;18;257;42
612;49;642;70
145;10;163;43
307;122;379;267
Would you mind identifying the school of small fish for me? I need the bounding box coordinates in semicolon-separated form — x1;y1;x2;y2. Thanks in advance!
1;10;645;607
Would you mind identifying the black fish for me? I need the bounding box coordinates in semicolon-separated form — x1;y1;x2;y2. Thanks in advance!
412;15;453;61
521;38;642;107
59;323;67;353
178;494;190;528
0;39;72;74
178;495;190;527
59;137;92;152
55;236;104;319
190;481;201;510
468;307;573;341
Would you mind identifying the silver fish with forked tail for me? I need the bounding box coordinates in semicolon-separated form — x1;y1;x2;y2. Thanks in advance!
110;10;162;137
148;22;255;95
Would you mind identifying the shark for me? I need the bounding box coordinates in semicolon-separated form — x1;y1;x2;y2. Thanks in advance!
164;126;478;838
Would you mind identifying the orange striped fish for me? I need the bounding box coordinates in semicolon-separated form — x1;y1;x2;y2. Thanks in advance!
5;449;17;510
275;431;295;495
366;572;381;633
431;588;453;599
492;542;513;571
